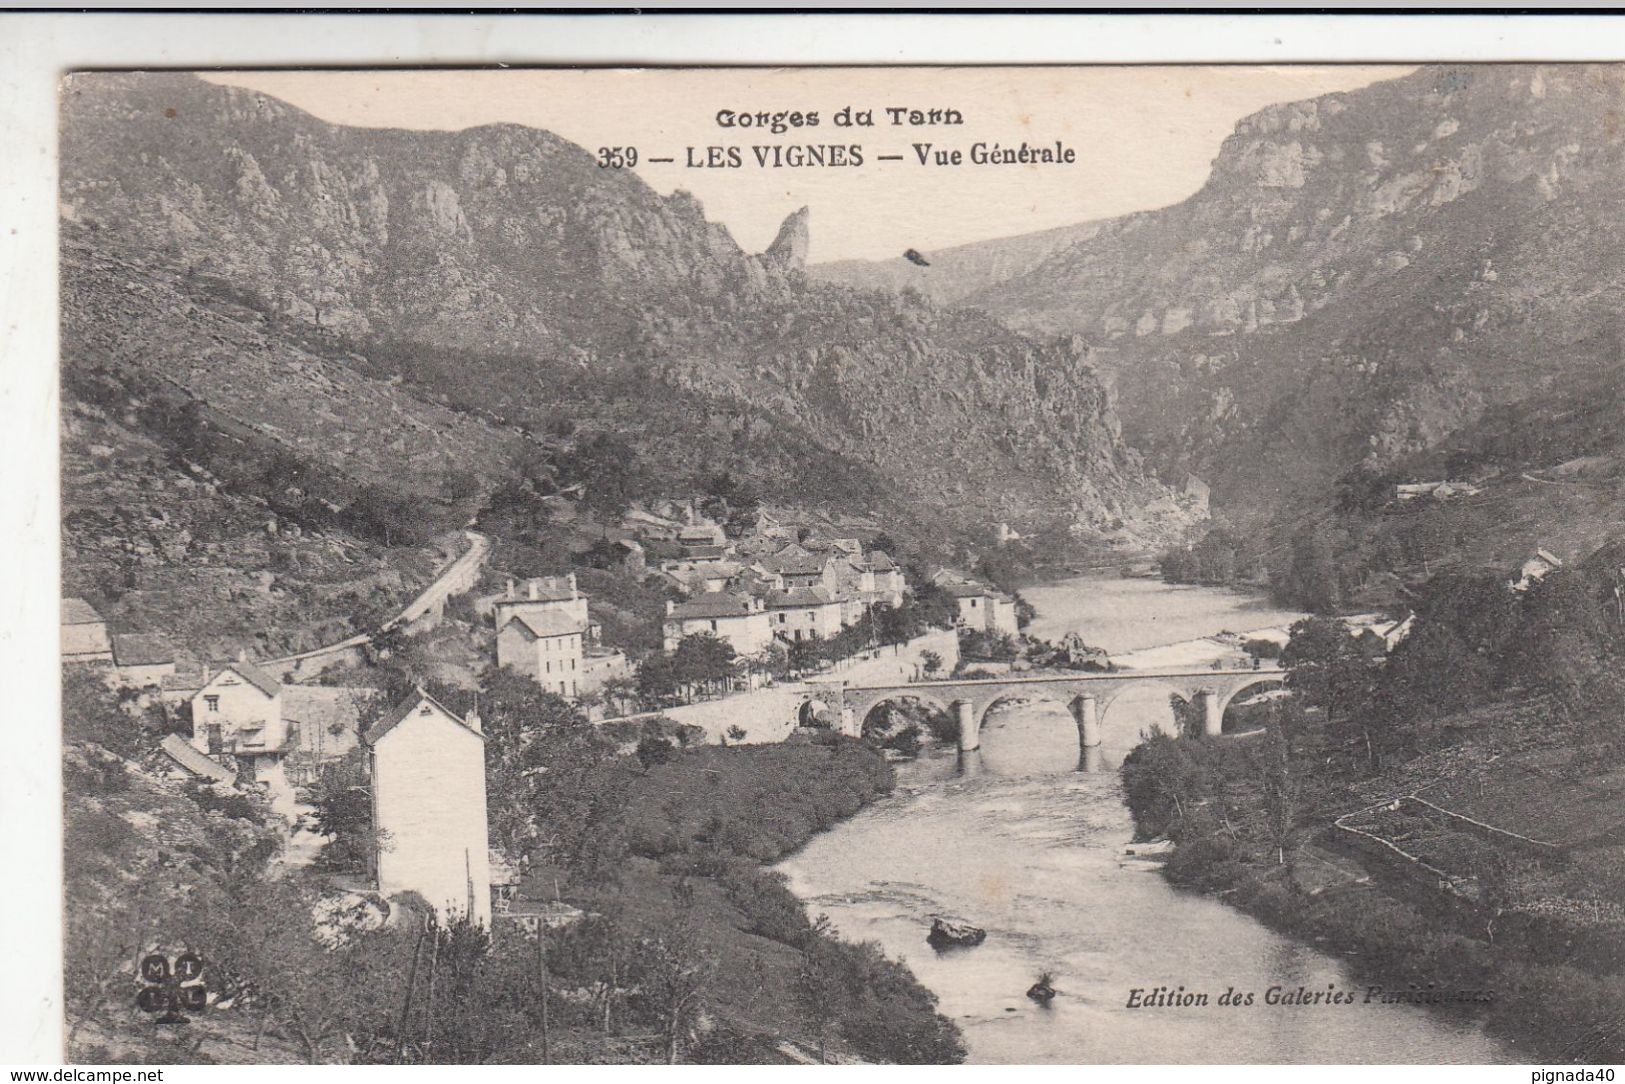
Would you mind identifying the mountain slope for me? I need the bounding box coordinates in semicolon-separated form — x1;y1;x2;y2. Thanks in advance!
61;72;1185;546
823;65;1625;523
810;219;1108;306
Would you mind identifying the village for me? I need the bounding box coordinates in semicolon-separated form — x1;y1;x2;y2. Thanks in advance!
59;495;1027;930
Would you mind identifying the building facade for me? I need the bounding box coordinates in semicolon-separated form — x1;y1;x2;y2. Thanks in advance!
365;691;491;927
663;594;774;654
496;611;585;698
948;584;1020;636
765;587;845;642
189;659;289;771
61;597;113;664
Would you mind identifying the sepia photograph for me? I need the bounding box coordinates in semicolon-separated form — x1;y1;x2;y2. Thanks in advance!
45;52;1625;1066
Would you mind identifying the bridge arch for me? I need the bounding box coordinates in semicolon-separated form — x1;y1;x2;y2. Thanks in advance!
854;691;955;744
1096;681;1193;742
1214;672;1289;729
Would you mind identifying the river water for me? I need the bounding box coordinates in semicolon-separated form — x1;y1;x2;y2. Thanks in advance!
778;577;1516;1064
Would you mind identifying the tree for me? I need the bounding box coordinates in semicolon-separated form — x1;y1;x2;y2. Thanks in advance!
636;652;680;709
633;917;716;1064
637;735;677;773
1247;729;1305;879
794;933;848;1063
307;748;380;873
473;667;618;867
920;650;943;678
672;633;736;699
554;433;649;515
1282;616;1379;766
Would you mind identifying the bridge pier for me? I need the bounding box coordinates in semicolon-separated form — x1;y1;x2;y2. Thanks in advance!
1070;695;1100;748
1199;690;1223;737
953;700;979;753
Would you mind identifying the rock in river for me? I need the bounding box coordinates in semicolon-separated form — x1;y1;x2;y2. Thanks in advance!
928;916;987;950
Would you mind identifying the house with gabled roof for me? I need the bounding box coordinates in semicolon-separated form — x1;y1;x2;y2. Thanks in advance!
364;689;491;927
111;633;176;688
496;609;585;698
945;583;1020;636
662;593;773;654
189;654;288;779
61;597;113;664
765;586;845;643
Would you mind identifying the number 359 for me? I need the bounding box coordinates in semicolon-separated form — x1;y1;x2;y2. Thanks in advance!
597;147;639;168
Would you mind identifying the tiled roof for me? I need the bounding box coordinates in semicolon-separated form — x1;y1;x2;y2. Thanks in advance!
503;611;584;638
61;597;104;625
765;587;838;608
767;553;833;575
207;658;282;698
363;689;481;746
496;578;577;604
944;583;1012;602
865;550;898;571
670;593;761;620
112;633;175;667
684;544;730;559
158;734;237;783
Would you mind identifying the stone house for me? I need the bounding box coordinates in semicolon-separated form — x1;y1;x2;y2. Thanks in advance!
663;593;773;654
765;586;845;643
364;690;491;927
111;633;176;688
61;597;113;664
946;583;1020;636
487;575;593;637
864;551;906;606
496;611;585;698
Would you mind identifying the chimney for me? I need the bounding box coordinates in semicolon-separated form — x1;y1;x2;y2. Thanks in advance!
465;709;482;734
505;578;516;599
237;648;248;664
666;600;676;615
529;581;539;601
569;572;578;599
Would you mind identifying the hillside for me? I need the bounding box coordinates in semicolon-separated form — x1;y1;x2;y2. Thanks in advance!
821;65;1625;530
810;219;1106;306
60;72;1188;549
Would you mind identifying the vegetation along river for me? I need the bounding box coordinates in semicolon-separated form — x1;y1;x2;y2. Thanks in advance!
778;577;1517;1064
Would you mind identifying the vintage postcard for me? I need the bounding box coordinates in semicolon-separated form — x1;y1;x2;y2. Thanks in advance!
55;62;1625;1066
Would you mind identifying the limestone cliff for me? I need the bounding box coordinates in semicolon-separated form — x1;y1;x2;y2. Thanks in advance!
814;65;1625;518
60;72;1186;546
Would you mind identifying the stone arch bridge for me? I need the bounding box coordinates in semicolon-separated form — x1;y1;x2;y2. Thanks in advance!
810;667;1287;754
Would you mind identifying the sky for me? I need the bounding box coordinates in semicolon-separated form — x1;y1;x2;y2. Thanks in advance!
204;66;1411;263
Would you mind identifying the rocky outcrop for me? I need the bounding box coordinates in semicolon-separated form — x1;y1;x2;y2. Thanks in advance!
61;72;1188;546
763;206;810;272
819;65;1625;517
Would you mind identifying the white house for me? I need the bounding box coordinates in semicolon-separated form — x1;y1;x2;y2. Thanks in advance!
496;611;585;698
765;587;845;643
946;583;1020;636
190;657;289;778
364;690;491;927
61;597;113;664
488;575;592;636
663;593;774;654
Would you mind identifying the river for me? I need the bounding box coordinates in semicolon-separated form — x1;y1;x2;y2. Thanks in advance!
778;577;1516;1064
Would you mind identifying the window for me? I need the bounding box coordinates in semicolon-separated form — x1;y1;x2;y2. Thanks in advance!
571;658;576;670
546;661;551;674
710;620;718;632
204;695;219;712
